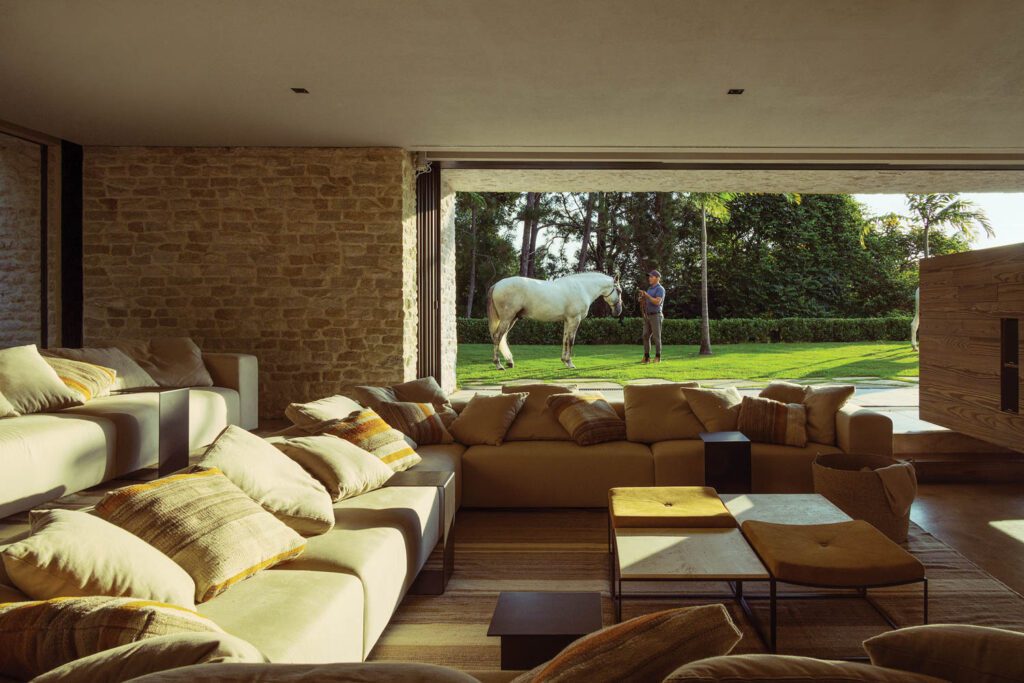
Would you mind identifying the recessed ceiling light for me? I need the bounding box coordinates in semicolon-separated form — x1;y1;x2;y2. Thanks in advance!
291;87;310;94
727;88;745;95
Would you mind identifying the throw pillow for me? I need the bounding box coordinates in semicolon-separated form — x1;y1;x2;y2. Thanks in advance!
116;338;214;388
43;346;158;390
0;344;83;414
284;394;363;428
546;392;627;446
736;395;808;447
0;596;223;681
503;384;576;441
126;662;484;683
803;384;856;445
391;376;460;426
448;392;528;446
42;356;117;401
512;604;742;683
313;409;422;472
759;380;809;405
197;425;335;536
0;390;18;418
864;624;1024;683
375;401;455;445
1;509;196;608
95;468;307;602
681;386;743;432
33;632;267;683
268;435;395;502
623;382;702;443
666;654;943;682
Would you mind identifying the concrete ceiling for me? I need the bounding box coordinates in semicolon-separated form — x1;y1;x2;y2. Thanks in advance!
2;0;1024;156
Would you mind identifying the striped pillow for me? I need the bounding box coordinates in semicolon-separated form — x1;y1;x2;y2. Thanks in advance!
95;469;306;603
43;357;117;401
546;393;626;446
316;409;422;472
0;596;222;681
737;395;808;447
375;401;454;445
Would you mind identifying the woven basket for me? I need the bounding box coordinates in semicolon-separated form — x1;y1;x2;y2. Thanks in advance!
812;453;915;543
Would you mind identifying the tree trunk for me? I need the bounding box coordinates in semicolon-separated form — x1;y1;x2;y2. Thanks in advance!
464;201;478;317
699;207;713;355
527;193;542;278
594;193;608;271
923;221;930;259
519;192;535;276
577;192;597;272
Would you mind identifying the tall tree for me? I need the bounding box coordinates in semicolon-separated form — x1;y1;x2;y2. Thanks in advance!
463;192;485;317
683;193;734;355
905;193;993;258
519;192;546;276
577;192;597;271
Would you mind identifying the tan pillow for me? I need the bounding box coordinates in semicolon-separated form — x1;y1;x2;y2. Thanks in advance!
547;392;626;446
284;394;362;428
759;380;809;404
43;356;117;401
34;632;267;683
0;345;83;414
803;384;856;445
0;596;224;681
355;377;459;427
736;396;807;447
513;604;742;683
314;409;422;472
126;662;484;682
375;400;454;445
269;435;394;502
43;347;158;390
623;382;702;443
666;654;943;681
198;426;335;536
0;390;18;418
864;624;1024;683
449;392;527;446
95;469;306;603
116;338;213;388
503;384;575;441
1;509;196;608
682;386;743;432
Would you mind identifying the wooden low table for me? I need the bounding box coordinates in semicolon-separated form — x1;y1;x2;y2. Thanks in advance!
487;591;603;670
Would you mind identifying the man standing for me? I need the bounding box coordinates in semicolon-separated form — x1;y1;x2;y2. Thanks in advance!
639;270;665;364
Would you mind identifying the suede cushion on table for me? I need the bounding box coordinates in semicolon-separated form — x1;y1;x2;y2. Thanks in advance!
665;654;945;682
95;469;306;603
125;662;483;682
0;344;83;414
268;435;395;502
511;604;742;683
609;486;737;529
33;632;267;683
682;386;742;432
623;382;702;443
1;509;196;608
760;381;856;446
42;346;158;390
736;395;808;447
42;357;118;402
284;394;362;428
312;409;422;472
0;596;223;681
449;392;528;446
546;392;626;446
375;400;455;445
863;624;1024;683
502;384;576;441
115;338;214;388
197;425;335;536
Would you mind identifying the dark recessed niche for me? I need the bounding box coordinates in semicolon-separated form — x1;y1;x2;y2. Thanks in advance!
727;88;745;95
290;87;310;94
1001;318;1019;413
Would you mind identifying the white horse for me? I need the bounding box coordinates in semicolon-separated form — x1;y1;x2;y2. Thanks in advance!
487;272;623;370
910;287;920;351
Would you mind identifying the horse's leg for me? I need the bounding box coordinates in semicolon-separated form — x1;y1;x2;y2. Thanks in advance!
562;317;581;369
911;288;920;351
492;318;512;370
566;319;580;369
501;318;517;368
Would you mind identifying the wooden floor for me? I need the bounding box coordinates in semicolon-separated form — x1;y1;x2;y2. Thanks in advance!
911;483;1024;595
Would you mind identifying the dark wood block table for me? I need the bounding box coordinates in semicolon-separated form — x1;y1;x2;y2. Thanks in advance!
487;591;603;670
113;387;190;477
700;431;751;494
384;469;455;595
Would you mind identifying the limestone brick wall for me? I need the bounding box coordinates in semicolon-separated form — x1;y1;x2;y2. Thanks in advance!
0;134;42;347
439;175;458;393
82;146;417;418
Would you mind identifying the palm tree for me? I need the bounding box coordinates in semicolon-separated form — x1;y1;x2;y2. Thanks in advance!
905;194;993;258
683;193;734;355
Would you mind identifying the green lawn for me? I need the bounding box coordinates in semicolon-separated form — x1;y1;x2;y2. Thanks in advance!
456;343;918;385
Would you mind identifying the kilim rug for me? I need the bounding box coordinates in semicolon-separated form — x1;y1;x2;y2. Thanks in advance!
368;509;1024;668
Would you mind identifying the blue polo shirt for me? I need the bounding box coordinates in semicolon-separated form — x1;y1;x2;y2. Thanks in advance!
646;284;665;315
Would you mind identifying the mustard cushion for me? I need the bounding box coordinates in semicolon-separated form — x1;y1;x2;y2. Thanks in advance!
609;486;736;529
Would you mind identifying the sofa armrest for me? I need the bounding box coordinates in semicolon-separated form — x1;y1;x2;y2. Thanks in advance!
836;403;892;458
203;353;258;430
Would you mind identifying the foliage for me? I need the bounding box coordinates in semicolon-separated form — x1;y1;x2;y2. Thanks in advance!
905;193;993;258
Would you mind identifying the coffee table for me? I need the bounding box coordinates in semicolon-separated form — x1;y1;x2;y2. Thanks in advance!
487;591;603;670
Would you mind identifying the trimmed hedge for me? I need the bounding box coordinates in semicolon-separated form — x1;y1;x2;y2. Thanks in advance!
457;316;913;345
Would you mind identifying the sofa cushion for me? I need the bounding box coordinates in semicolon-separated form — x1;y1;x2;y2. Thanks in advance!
759;380;809;404
414;442;465;508
682;387;742;433
0;345;83;415
751;442;842;493
864;624;1024;683
95;469;307;603
376;400;455;445
268;435;395;502
284;394;362;428
624;382;703;443
43;347;158;390
651;440;705;486
761;382;855;446
125;662;481;682
0;391;16;418
666;654;944;682
42;357;117;402
354;377;459;427
116;338;214;388
198;426;335;536
188;388;241;449
1;509;196;608
318;408;422;472
450;392;527;446
547;392;626;446
737;396;808;447
503;384;575;441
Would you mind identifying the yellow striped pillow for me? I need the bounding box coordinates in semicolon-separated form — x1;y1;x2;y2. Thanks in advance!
375;401;454;446
314;408;422;472
0;596;222;680
95;469;306;603
42;357;117;401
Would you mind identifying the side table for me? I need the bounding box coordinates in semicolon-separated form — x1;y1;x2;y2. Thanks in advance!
385;469;455;594
487;591;603;670
114;387;190;477
700;431;751;493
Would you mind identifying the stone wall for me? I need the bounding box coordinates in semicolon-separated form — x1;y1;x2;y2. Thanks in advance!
438;175;458;393
82;147;417;418
0;133;43;347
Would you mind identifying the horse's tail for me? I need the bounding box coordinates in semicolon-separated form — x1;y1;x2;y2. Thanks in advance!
486;285;500;338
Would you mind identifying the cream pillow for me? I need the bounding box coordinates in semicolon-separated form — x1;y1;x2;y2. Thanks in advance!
116;338;214;388
681;386;743;433
0;345;83;414
1;509;196;608
759;380;809;404
269;435;395;502
43;356;118;401
95;469;307;603
312;409;423;473
449;392;528;446
198;426;335;536
864;624;1024;683
623;382;702;443
284;394;363;428
0;390;17;418
43;347;158;389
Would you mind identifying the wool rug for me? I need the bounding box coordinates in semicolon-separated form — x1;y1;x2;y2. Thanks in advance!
368;509;1024;668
